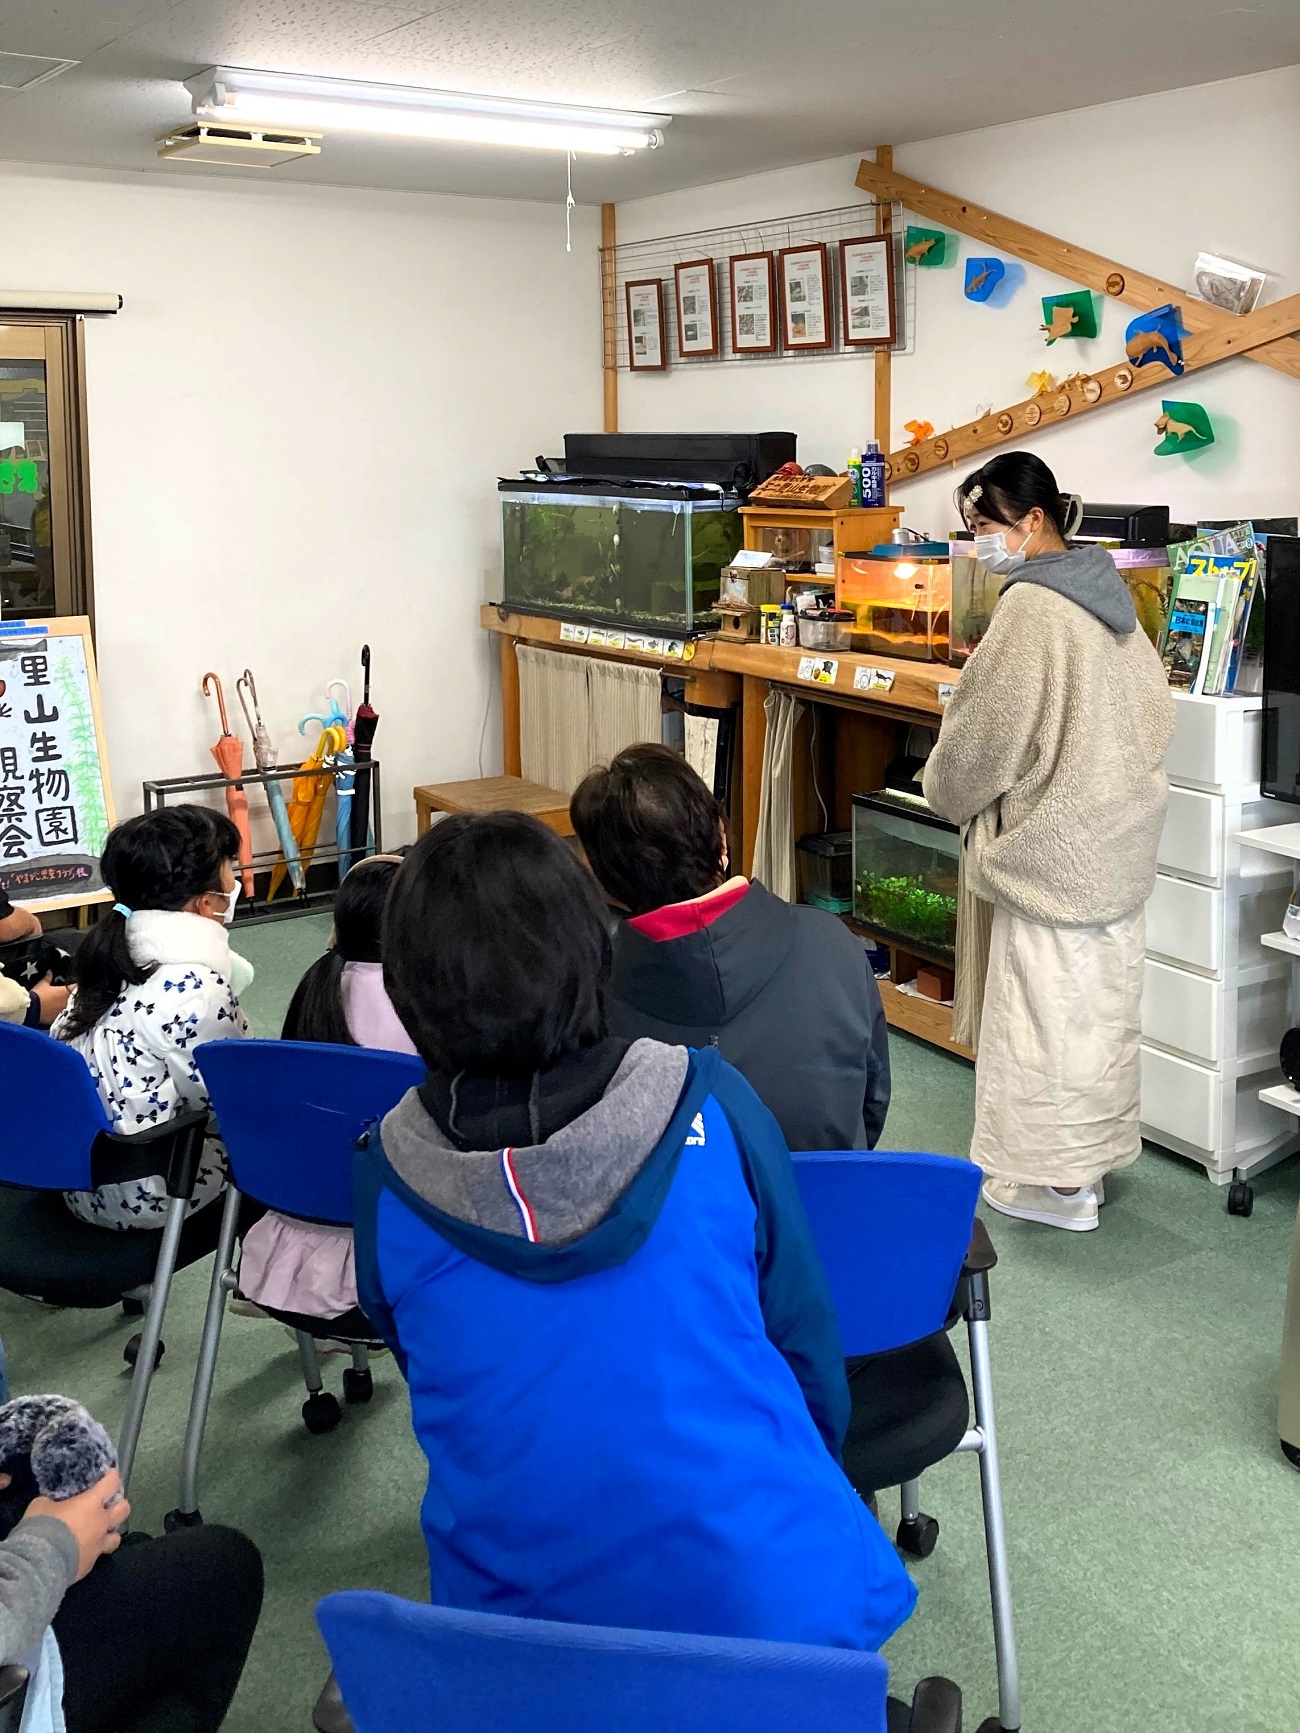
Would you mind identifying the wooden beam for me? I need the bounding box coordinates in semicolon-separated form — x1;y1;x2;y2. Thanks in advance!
499;634;521;778
855;158;1300;384
886;289;1300;483
873;146;893;470
600;202;619;433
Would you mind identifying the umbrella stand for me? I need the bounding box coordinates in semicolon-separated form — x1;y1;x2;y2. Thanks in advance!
236;669;305;896
350;644;378;858
201;672;254;898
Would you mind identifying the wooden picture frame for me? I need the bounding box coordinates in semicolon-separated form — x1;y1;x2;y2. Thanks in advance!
840;232;897;348
778;242;832;352
729;251;777;355
674;258;719;359
625;278;667;371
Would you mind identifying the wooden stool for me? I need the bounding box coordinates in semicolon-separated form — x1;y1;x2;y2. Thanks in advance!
413;775;575;839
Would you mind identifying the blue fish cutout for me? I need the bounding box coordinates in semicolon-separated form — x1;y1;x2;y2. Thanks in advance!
964;257;1005;303
1125;303;1185;375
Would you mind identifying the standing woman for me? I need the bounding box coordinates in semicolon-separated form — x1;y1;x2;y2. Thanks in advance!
924;452;1175;1232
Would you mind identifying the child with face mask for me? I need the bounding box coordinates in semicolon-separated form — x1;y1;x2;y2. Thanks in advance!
54;805;253;1231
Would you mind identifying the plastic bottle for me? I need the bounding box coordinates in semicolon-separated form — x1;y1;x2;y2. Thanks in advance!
779;602;798;647
861;440;887;509
847;447;863;508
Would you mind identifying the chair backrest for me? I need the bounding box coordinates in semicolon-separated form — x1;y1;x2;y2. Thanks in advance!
793;1150;981;1357
316;1593;889;1733
0;1024;109;1191
194;1039;425;1224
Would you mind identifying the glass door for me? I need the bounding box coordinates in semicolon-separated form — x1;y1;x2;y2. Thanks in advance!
0;322;90;621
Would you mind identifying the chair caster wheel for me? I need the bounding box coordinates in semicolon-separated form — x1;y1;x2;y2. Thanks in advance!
302;1392;343;1435
163;1508;203;1532
897;1514;939;1559
121;1296;145;1318
342;1368;373;1405
975;1720;1012;1733
1281;1438;1300;1470
1227;1181;1254;1217
123;1333;164;1370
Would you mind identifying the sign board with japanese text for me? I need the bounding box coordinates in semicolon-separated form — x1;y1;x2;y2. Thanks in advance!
0;616;115;912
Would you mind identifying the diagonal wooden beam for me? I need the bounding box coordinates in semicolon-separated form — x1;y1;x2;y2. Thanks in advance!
885;291;1300;483
855;158;1300;382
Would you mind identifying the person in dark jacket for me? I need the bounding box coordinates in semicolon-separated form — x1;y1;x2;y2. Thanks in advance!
354;812;915;1651
570;744;891;1152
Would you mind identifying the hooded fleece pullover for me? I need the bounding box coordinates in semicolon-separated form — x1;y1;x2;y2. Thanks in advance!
354;1037;916;1651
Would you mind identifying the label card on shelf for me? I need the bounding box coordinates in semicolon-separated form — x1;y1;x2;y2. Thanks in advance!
938;683;956;706
798;656;839;686
559;622;590;644
587;628;608;646
853;666;896;693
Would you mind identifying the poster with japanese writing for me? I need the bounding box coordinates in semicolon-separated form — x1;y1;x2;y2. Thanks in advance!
625;278;666;371
840;233;897;347
778;242;832;351
0;617;114;912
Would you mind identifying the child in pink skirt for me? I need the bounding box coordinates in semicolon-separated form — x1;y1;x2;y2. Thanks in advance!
237;855;415;1319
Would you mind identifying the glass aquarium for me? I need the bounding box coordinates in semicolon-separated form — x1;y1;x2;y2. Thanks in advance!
949;537;1001;666
1110;546;1172;648
837;544;951;661
499;478;742;632
852;792;959;958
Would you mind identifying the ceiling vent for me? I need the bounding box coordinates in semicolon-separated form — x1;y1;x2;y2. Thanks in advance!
156;122;322;169
0;51;78;91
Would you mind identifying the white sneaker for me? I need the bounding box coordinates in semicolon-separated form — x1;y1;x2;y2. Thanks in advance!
981;1178;1099;1232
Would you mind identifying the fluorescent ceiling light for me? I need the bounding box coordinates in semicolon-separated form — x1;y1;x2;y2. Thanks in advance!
185;67;669;155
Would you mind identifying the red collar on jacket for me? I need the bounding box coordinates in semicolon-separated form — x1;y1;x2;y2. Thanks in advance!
626;877;751;942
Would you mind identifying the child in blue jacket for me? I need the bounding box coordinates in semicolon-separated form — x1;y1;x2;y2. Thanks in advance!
354;811;915;1651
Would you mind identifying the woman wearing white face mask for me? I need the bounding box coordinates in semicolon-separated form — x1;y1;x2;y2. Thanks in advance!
923;452;1175;1232
54;805;254;1231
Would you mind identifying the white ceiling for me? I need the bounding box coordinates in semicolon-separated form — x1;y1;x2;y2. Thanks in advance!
0;0;1296;204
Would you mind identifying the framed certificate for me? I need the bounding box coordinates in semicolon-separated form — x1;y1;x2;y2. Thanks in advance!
674;258;719;358
729;251;777;355
840;232;896;347
778;242;832;351
626;278;666;371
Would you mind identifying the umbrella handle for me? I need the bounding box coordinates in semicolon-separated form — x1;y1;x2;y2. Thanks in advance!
235;669;260;737
202;671;232;736
361;644;371;707
298;712;330;737
326;678;352;723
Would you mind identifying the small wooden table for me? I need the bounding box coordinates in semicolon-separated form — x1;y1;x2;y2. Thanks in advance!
414;775;575;838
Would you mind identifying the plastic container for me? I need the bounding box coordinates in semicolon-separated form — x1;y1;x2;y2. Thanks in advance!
760;603;784;644
798;612;854;651
779;603;798;647
948;536;1001;666
862;442;887;509
1110;546;1173;648
847;448;863;508
852;791;960;958
837;542;951;661
796;830;853;913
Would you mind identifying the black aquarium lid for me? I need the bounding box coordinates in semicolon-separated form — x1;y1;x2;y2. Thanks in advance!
851;790;958;835
499;474;735;505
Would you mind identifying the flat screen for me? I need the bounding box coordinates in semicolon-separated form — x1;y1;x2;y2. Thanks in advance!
1262;537;1300;801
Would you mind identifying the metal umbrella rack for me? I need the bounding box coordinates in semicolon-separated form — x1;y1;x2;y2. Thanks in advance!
141;757;383;925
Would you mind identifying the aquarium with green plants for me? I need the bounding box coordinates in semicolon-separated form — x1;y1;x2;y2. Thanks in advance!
851;791;959;957
499;478;742;633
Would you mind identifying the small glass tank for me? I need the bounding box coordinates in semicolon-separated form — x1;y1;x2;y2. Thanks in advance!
499;478;742;632
852;792;960;958
837;543;951;661
949;536;1001;666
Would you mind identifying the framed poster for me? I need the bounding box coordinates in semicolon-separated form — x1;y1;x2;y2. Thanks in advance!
625;278;666;371
729;251;777;355
674;258;719;358
840;232;897;347
779;242;832;351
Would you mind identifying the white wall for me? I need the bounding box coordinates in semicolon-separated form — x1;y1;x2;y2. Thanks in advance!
617;64;1300;537
1;164;601;842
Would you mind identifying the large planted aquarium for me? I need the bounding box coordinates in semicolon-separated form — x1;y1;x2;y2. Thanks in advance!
500;479;742;632
852;792;960;958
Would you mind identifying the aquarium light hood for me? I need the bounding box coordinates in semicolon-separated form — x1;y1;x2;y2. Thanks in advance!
184;68;670;155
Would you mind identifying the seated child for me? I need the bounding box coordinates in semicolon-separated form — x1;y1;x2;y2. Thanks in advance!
0;889;70;1028
355;813;917;1652
54;806;251;1231
236;855;415;1321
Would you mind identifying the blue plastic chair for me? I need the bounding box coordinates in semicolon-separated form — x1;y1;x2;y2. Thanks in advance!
793;1151;1020;1733
0;1023;216;1492
168;1039;424;1528
316;1593;963;1733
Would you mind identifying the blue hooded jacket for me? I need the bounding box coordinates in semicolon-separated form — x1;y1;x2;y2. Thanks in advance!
354;1039;916;1650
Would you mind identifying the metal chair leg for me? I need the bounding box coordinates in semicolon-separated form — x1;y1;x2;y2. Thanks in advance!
967;1313;1021;1733
349;1345;369;1375
298;1332;343;1435
297;1331;324;1395
900;1478;921;1523
117;1195;188;1494
170;1185;242;1526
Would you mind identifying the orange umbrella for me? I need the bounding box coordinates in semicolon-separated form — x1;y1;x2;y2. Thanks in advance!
201;673;254;898
267;721;348;901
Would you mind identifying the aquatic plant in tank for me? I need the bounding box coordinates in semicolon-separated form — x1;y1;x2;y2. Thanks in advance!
851;793;960;958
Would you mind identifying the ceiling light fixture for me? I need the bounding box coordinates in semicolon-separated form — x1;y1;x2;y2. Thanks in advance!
185;67;669;156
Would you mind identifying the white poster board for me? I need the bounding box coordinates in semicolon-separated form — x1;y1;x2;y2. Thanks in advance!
0;615;115;911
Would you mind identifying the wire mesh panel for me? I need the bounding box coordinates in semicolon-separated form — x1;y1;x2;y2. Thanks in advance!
604;202;912;372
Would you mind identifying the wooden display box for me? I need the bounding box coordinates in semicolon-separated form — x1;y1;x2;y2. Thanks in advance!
741;504;903;565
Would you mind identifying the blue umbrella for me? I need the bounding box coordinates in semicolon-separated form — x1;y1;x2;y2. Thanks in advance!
237;670;304;896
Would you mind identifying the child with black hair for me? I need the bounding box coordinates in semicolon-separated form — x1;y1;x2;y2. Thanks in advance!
54;805;252;1231
237;855;414;1320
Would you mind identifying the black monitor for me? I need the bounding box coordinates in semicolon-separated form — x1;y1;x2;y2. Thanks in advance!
1262;536;1300;801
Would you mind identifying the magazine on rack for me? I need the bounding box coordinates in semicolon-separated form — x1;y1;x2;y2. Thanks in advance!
1161;596;1212;691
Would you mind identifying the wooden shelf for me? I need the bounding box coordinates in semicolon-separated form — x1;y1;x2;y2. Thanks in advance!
708;638;953;719
878;976;974;1061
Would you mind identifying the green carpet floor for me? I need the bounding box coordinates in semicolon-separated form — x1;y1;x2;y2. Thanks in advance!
6;913;1299;1732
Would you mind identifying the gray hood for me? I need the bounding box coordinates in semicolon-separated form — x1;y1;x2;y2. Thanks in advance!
380;1037;689;1247
1002;543;1136;634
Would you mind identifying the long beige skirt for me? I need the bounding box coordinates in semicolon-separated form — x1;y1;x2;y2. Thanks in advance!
970;903;1145;1189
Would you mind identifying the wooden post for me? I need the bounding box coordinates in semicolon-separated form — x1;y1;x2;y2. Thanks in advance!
601;202;619;433
741;675;768;877
873;146;893;469
500;634;522;778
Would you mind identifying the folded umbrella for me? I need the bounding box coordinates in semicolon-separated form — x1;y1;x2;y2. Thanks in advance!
267;722;347;901
349;645;378;860
201;673;254;899
236;669;304;896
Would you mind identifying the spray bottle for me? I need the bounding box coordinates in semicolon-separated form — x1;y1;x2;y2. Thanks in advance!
847;447;863;508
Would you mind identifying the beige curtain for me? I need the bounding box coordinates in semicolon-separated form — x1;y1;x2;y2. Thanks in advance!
517;646;663;796
752;687;803;902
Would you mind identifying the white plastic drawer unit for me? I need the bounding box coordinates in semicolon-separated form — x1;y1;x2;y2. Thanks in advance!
1164;695;1260;793
1140;960;1291;1067
1157;788;1224;884
1140;1046;1292;1160
1145;873;1222;974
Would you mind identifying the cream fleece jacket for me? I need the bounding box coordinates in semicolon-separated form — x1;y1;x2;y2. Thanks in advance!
923;581;1175;926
